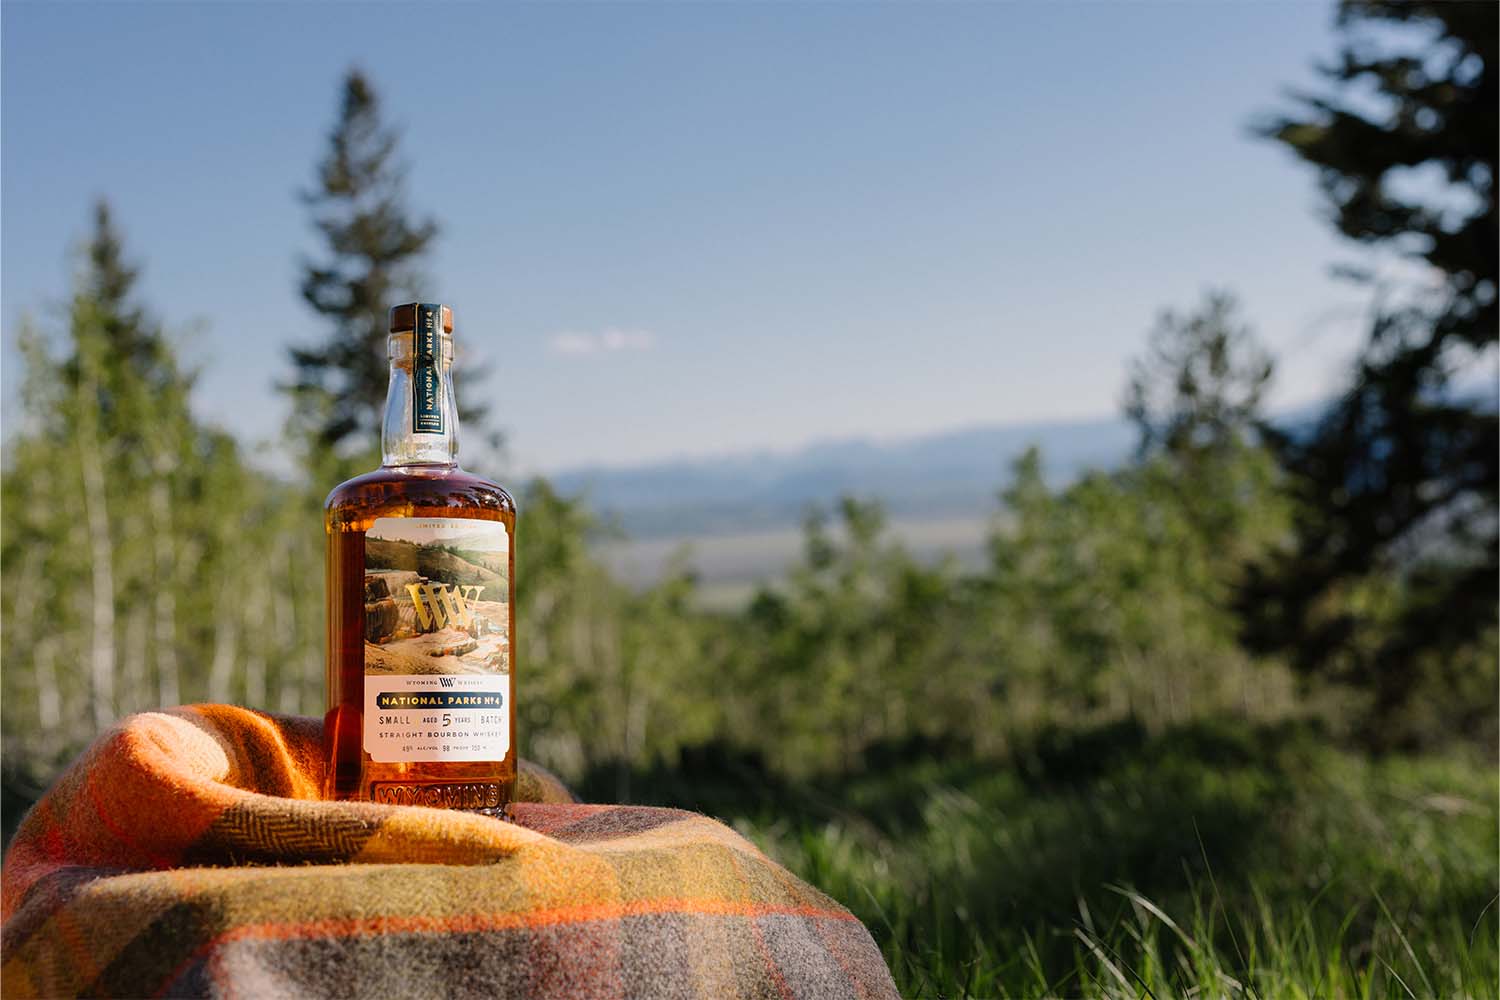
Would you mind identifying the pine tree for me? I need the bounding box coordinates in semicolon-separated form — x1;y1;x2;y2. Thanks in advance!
1122;291;1282;558
1123;290;1273;462
1245;0;1497;739
288;69;489;457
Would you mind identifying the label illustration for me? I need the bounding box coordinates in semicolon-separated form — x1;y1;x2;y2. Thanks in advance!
363;516;509;762
412;302;443;434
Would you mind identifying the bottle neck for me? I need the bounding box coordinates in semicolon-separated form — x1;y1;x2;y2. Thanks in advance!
381;330;460;468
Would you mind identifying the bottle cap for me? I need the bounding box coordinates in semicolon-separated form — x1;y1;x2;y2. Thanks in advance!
389;303;453;333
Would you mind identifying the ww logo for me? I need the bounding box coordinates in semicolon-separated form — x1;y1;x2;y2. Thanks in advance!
406;583;486;630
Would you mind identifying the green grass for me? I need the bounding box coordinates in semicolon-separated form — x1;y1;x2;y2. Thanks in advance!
587;721;1499;998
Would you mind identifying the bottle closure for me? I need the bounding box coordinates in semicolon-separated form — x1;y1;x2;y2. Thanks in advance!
384;302;459;467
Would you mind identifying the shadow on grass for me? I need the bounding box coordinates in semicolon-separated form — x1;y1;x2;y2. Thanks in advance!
579;717;1312;918
575;715;1500;989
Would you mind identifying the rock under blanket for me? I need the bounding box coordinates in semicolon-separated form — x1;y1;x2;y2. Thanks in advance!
1;705;897;999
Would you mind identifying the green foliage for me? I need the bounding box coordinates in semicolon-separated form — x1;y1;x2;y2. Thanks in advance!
1124;289;1274;463
641;722;1499;998
980;446;1294;738
741;499;955;772
1264;1;1495;327
514;480;725;790
517;403;1303;783
1248;0;1498;738
2;204;322;822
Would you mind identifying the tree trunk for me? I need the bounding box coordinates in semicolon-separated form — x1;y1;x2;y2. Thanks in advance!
150;474;181;708
11;548;63;739
34;637;62;736
207;577;239;703
77;367;117;732
243;576;269;709
272;540;299;714
122;606;148;715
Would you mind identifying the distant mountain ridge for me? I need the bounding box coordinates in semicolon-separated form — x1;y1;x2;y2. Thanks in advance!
550;416;1138;538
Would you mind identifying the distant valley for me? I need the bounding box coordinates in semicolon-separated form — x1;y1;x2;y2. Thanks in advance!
552;415;1136;538
549;415;1137;598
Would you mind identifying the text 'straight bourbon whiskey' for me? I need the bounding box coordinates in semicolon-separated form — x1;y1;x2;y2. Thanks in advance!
323;303;516;815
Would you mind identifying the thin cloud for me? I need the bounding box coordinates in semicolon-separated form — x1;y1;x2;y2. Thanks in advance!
549;328;656;357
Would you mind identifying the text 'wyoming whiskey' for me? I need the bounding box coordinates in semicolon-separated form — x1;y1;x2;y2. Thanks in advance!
323;303;516;815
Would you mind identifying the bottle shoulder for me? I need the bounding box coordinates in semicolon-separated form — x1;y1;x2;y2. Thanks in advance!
324;465;516;523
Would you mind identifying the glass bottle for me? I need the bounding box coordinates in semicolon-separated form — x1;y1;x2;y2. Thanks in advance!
322;303;516;816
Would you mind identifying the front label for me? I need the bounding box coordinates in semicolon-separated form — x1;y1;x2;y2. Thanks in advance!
412;303;443;434
363;516;510;762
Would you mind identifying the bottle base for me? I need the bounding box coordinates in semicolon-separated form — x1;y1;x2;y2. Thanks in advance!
366;779;513;813
463;805;514;821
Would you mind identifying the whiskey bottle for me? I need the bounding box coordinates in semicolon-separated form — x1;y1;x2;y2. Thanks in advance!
322;303;516;815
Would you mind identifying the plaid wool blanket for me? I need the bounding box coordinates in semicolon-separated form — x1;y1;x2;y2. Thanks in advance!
1;705;898;999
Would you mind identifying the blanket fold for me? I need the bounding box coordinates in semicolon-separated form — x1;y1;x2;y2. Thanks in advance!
2;705;897;1000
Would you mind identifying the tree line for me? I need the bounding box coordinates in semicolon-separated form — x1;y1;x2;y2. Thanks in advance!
2;0;1493;813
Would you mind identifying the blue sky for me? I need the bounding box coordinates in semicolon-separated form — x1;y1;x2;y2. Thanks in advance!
3;2;1383;474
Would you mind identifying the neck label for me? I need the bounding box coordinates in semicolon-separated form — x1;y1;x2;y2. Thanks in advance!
413;303;444;434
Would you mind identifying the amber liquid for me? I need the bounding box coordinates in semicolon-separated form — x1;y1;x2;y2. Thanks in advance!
323;464;517;814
